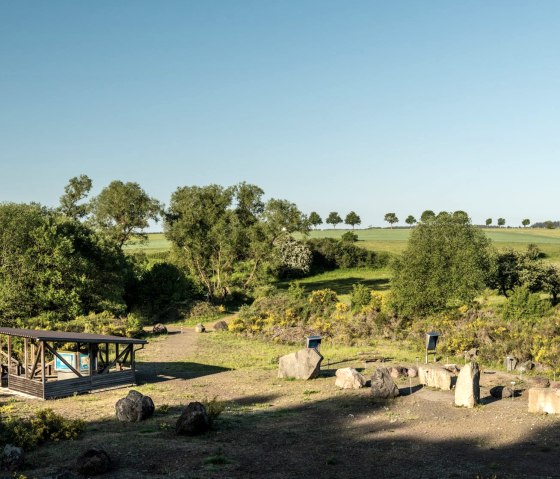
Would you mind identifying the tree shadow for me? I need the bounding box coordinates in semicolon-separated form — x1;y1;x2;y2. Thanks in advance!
17;389;560;479
136;361;230;383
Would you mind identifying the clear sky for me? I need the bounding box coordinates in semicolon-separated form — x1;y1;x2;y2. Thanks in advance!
1;1;559;228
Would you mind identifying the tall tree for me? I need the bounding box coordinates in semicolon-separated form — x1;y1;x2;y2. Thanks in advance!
344;211;361;230
308;211;323;230
384;212;398;228
391;211;491;317
91;181;161;247
497;218;506;227
326;212;342;229
59;174;92;220
420;210;436;222
485;218;492;227
405;215;416;227
521;218;531;228
0;203;129;322
165;184;308;300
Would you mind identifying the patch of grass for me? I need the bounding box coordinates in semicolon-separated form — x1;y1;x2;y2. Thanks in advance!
303;390;319;396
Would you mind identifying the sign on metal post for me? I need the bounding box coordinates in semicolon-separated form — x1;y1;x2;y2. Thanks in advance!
425;332;439;364
306;336;322;349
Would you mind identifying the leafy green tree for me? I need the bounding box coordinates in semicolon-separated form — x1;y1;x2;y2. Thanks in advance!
341;231;358;243
165;184;308;300
485;218;492;227
405;215;416;226
308;211;323;230
344;211;361;230
0;203;129;322
326;212;342;229
522;218;531;227
497;217;506;227
59;174;92;220
90;181;161;247
420;210;436;223
391;211;491;317
384;212;398;228
545;220;555;229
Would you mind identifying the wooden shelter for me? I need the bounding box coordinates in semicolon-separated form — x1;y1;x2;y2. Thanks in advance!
0;327;147;399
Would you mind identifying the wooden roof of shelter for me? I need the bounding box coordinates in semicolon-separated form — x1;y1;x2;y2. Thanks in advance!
0;327;147;345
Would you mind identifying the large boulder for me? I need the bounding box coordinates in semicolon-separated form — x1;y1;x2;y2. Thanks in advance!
115;390;155;422
75;448;111;476
152;323;168;335
454;361;480;408
407;367;418;378
176;402;210;436
335;368;367;389
517;360;534;373
195;323;206;333
213;320;228;331
490;386;514;399
371;367;400;399
528;377;550;388
278;348;323;380
2;444;24;471
389;366;407;379
528;388;560;414
418;365;453;390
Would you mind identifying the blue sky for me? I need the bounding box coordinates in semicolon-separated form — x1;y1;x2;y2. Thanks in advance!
2;1;559;228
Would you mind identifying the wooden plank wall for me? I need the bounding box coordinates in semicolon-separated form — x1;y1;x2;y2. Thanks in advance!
8;375;44;398
44;370;136;399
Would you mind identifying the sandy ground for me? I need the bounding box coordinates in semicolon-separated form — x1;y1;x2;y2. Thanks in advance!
11;325;560;479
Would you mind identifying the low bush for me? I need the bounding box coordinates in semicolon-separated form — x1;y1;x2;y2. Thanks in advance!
0;409;85;450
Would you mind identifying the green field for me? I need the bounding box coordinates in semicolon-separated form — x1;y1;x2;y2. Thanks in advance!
132;228;560;266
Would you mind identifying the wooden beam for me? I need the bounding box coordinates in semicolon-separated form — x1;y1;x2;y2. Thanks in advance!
44;343;83;378
7;335;11;375
99;344;131;374
29;345;42;380
24;338;28;379
41;342;45;385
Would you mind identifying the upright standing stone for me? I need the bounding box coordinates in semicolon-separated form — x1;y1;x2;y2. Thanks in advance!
278;348;323;380
454;361;480;408
371;367;400;399
528;388;560;414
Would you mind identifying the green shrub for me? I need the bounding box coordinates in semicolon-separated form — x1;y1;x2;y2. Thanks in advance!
0;409;85;450
350;284;372;312
502;285;551;324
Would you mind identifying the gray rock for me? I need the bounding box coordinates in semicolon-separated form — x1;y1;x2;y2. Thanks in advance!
517;360;534;372
195;323;206;333
2;444;24;471
278;348;323;380
407;367;418;378
115;390;155;422
490;386;513;399
389;366;407;379
75;448;111;476
529;377;550;388
550;381;560;389
464;348;479;360
504;356;518;372
335;368;367;389
454;361;480;408
371;367;400;399
418;365;453;390
175;402;210;436
443;364;460;374
213;320;228;331
152;323;168;334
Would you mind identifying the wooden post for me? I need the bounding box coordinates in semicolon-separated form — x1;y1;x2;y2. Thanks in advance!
88;343;93;381
41;342;45;384
105;343;109;369
24;338;28;379
7;335;11;375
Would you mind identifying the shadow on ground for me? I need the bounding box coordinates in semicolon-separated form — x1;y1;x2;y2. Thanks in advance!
20;388;560;479
298;276;390;295
137;361;230;383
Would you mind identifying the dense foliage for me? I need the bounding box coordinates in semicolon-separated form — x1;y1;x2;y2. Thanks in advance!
0;203;131;323
391;211;491;317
